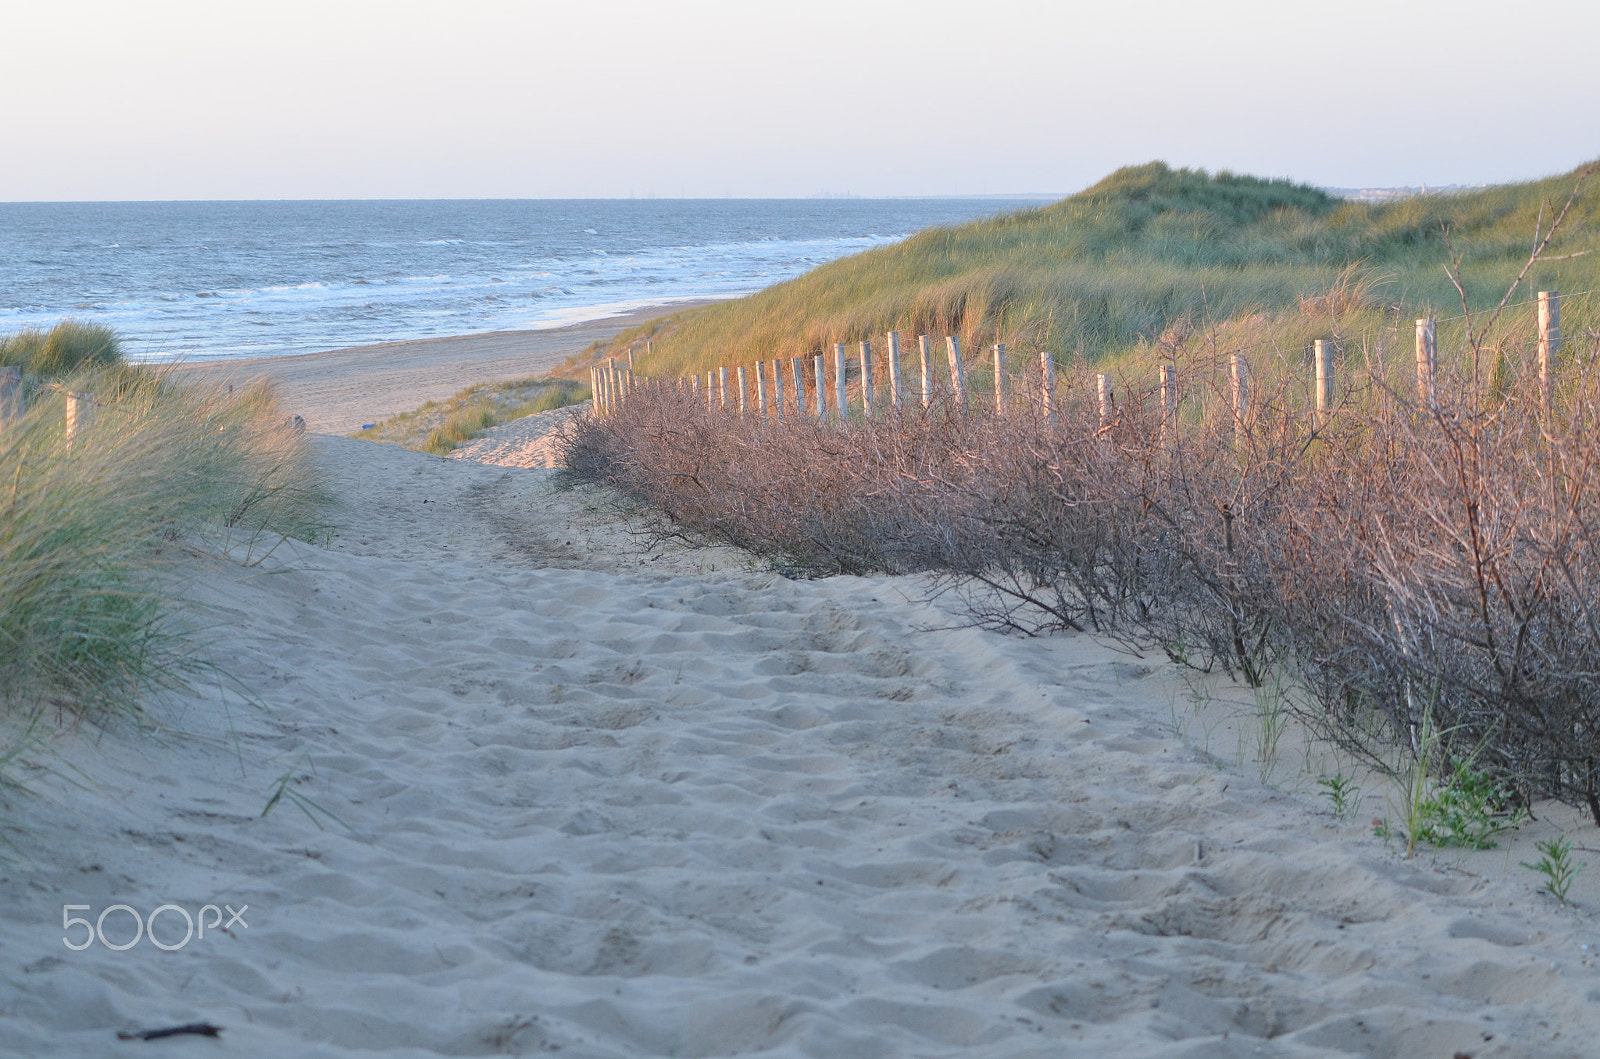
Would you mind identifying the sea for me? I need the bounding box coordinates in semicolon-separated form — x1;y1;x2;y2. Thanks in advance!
0;199;1048;362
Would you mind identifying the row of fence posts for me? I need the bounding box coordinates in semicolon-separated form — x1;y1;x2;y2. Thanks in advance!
1411;290;1560;413
591;333;1053;423
589;292;1564;433
1213;293;1559;432
0;365;97;446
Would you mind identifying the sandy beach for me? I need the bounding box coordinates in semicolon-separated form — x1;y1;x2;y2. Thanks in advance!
174;302;717;436
5;337;1600;1057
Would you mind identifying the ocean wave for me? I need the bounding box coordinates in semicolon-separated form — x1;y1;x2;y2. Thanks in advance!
0;199;1040;360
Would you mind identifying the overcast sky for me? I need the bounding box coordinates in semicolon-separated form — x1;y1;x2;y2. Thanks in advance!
3;0;1595;201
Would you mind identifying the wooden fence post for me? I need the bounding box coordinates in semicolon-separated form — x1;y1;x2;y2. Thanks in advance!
834;343;847;419
1040;351;1055;424
946;336;967;408
1159;363;1176;446
1230;354;1249;436
918;335;933;409
886;331;903;411
718;366;729;410
1314;339;1334;416
65;391;95;447
1538;290;1560;415
813;353;826;419
859;340;874;418
1;366;21;427
628;347;636;369
707;371;716;411
737;366;748;416
756;360;768;420
1415;317;1436;408
791;358;805;419
771;358;785;420
993;342;1006;415
1097;373;1113;427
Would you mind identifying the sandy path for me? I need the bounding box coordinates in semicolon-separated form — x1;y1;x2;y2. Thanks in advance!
3;432;1600;1056
174;302;713;435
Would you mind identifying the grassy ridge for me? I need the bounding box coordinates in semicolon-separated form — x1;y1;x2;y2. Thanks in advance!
597;161;1600;380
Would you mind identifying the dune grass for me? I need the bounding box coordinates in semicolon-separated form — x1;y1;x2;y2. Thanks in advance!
591;160;1600;383
0;323;326;718
355;376;590;454
0;319;125;377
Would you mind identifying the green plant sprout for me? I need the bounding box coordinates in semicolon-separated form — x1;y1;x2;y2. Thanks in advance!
261;755;356;835
1318;773;1360;817
1522;835;1586;904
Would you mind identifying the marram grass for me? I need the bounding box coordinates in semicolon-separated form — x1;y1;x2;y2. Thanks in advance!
0;319;124;378
0;359;325;715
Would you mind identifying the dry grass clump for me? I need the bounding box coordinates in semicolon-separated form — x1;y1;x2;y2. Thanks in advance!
425;402;499;455
0;358;324;714
563;304;1600;824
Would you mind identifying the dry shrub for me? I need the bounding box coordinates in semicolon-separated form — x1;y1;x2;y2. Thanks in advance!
563;331;1600;822
1264;364;1600;817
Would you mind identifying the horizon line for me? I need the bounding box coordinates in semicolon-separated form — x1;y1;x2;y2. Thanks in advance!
0;193;1074;206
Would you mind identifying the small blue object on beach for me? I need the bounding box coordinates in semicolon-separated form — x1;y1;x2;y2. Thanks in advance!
361;423;375;430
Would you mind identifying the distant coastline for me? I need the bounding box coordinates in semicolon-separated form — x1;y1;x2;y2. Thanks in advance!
1323;183;1491;202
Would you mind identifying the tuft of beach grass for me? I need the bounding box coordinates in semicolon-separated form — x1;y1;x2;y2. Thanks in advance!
0;323;327;719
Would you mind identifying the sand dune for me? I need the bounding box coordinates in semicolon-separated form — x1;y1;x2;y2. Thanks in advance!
4;421;1600;1056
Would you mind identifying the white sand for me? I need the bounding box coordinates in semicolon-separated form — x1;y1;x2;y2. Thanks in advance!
5;413;1600;1055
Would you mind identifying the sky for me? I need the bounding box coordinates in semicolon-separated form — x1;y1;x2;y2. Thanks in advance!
3;0;1596;201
